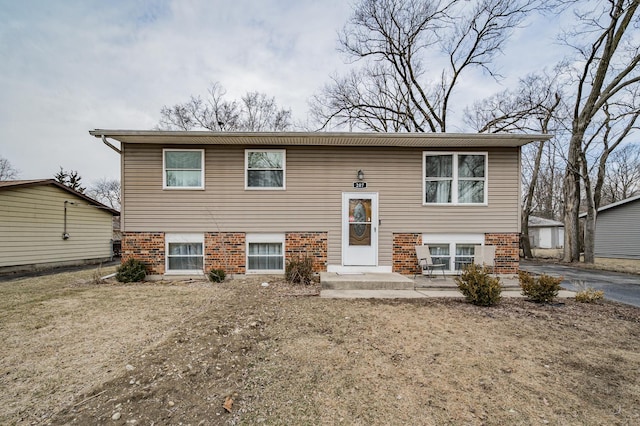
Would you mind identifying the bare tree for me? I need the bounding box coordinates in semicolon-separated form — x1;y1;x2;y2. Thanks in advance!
560;0;640;262
580;96;640;262
601;143;640;204
311;0;542;132
87;178;121;210
465;70;567;258
0;156;19;181
158;82;292;131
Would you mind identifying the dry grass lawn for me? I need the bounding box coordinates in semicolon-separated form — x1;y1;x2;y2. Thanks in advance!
1;267;639;425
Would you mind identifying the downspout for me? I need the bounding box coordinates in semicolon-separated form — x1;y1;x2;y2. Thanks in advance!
101;135;121;154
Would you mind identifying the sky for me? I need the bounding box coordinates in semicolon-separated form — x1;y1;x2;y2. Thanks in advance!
0;0;566;185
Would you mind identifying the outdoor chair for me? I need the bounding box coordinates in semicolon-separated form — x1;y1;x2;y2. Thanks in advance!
474;245;496;273
415;245;446;279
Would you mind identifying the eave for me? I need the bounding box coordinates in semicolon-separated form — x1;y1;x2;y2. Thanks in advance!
89;130;552;149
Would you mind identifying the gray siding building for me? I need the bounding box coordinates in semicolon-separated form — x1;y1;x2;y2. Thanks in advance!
591;195;640;259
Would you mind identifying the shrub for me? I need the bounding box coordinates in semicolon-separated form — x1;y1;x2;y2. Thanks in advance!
575;288;604;303
285;256;314;285
455;264;502;306
115;258;147;283
208;268;226;283
518;270;562;303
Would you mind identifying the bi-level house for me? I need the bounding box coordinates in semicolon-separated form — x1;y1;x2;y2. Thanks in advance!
90;130;550;278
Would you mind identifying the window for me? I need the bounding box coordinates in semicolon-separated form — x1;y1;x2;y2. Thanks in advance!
423;234;484;272
246;149;285;189
166;234;204;274
163;149;204;189
423;152;487;204
246;234;285;273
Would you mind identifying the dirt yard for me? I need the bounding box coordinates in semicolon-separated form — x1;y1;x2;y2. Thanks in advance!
1;267;639;425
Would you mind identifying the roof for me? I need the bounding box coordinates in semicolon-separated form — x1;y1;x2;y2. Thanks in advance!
579;194;640;218
89;130;552;148
0;179;120;215
528;216;564;227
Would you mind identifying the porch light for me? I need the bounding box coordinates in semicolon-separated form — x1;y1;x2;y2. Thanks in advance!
357;170;365;181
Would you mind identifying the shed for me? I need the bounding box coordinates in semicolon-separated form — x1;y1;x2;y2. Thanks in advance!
528;216;564;249
0;179;120;274
583;195;640;260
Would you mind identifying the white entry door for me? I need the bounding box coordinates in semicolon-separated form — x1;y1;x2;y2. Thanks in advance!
342;192;378;266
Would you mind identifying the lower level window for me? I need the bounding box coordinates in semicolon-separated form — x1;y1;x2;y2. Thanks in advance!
166;234;204;273
423;234;483;272
247;234;285;273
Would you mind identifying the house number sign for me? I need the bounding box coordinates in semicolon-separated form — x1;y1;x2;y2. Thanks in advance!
353;181;367;189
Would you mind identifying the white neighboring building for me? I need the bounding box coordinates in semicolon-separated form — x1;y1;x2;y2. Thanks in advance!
528;216;564;249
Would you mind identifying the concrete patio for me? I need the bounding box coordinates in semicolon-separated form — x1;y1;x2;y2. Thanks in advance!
319;271;576;299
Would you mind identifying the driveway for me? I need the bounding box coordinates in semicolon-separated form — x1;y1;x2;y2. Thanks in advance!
520;259;640;308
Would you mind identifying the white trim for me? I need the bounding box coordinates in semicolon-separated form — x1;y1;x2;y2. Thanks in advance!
245;149;286;190
162;149;205;190
341;192;379;267
246;233;285;274
165;233;204;275
422;151;488;206
421;233;484;273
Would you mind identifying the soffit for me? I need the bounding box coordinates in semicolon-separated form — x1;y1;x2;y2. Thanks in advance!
90;130;552;148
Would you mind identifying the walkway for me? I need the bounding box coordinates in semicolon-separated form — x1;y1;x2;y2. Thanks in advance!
320;271;576;299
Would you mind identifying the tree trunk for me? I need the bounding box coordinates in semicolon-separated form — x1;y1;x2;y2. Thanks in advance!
562;134;582;263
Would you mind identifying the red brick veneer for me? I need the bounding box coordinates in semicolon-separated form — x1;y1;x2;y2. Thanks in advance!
485;232;519;274
205;232;246;275
392;233;422;275
285;232;328;273
121;232;165;275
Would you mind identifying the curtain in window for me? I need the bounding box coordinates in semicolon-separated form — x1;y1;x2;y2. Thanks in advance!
248;243;284;270
165;151;202;187
168;243;203;270
458;155;484;203
425;155;452;203
455;244;475;270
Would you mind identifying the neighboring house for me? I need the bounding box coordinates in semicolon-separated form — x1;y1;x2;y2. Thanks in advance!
580;195;640;260
0;179;119;274
90;130;551;277
528;216;564;249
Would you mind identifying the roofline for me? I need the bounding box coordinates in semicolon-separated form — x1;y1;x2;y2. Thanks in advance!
579;194;640;217
89;129;552;148
0;179;120;215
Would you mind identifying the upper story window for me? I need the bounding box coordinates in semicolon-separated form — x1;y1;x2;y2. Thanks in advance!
163;149;204;189
245;149;285;190
423;152;487;205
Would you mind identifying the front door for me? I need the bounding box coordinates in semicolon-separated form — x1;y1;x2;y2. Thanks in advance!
342;192;378;266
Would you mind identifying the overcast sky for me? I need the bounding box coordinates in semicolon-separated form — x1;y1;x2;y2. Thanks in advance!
0;0;565;185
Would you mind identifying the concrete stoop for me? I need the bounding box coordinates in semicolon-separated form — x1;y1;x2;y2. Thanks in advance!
320;272;414;290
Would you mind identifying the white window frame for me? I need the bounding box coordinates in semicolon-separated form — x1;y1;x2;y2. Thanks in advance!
422;234;484;273
422;152;488;205
245;149;286;190
246;233;285;274
163;149;205;190
165;233;205;275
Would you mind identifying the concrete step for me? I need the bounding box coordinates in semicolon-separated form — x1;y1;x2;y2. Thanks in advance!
320;272;414;290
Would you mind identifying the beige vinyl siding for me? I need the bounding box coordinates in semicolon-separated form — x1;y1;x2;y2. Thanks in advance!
0;185;113;268
123;144;521;266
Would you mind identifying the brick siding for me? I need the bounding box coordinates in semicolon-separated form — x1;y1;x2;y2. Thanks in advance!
121;232;165;275
205;232;246;275
392;233;422;275
285;232;328;273
485;232;519;274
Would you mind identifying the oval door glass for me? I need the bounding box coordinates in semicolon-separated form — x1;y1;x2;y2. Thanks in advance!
348;198;371;246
